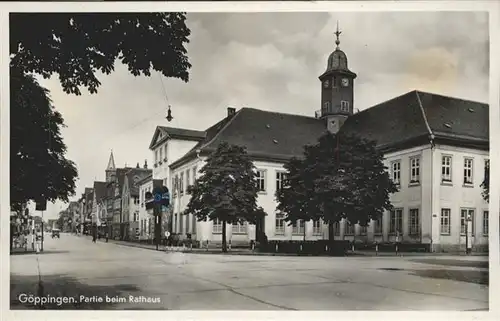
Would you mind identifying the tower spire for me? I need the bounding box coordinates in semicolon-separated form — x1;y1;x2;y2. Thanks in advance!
334;21;341;49
106;149;115;171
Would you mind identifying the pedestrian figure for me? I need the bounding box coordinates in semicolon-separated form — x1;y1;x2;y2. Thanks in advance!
105;232;109;243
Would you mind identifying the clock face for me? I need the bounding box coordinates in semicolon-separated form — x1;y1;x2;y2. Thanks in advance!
324;80;329;88
341;78;349;87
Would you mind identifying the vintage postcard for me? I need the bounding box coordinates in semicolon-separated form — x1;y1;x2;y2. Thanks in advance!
2;1;499;320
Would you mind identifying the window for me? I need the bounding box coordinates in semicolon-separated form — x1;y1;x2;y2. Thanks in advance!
159;147;163;163
391;161;401;185
410;157;420;184
340;101;350;112
389;209;403;234
186;170;190;189
332;77;338;88
344;220;354;235
155;150;158;164
359;224;367;236
334;221;340;236
464;158;473;185
275;213;285;235
409;208;420;235
276;171;286;192
256;170;266;192
460;208;475;235
213;218;222;234
180;172;185;195
193;166;197;181
292;220;305;235
313;219;323;235
483;211;489;236
232;222;247;234
442;155;452;182
440;209;451;235
164;144;167;161
374;218;383;235
323;101;331;113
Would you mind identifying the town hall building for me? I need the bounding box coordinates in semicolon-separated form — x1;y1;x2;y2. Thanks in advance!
145;31;489;252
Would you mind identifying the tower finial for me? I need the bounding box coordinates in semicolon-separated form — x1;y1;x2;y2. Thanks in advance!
334;20;341;49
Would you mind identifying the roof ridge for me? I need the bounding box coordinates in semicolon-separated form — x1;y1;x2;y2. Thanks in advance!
415;91;434;139
413;89;488;106
242;107;319;120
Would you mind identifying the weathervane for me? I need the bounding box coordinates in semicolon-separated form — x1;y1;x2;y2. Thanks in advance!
334;21;341;49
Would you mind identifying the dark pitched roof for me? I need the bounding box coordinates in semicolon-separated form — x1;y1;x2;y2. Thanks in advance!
170;109;327;168
170;90;488;169
125;168;153;196
149;126;206;149
93;182;107;202
341;90;489;152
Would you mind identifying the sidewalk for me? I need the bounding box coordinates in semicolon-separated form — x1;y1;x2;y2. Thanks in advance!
96;237;488;258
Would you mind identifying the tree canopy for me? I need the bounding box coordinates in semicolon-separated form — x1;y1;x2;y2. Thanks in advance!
10;12;191;95
276;132;398;237
185;142;265;251
10;71;78;212
10;13;192;212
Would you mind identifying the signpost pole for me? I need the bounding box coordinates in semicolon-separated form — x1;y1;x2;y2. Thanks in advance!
41;210;44;252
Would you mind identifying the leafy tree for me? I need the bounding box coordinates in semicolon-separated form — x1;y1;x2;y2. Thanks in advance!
185;142;265;252
10;13;191;95
10;13;191;211
10;71;78;212
481;162;489;203
276;132;398;239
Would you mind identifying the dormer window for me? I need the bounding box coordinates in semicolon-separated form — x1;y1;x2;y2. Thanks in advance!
341;101;350;112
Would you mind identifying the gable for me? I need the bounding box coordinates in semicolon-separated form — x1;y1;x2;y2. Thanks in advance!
148;127;166;150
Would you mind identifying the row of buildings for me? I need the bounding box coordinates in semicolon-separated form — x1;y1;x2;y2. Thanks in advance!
73;31;489;251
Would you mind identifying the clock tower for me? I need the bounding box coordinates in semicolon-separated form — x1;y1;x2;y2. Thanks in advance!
318;22;357;134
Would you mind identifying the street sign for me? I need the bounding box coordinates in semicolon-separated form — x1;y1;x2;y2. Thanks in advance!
35;199;47;211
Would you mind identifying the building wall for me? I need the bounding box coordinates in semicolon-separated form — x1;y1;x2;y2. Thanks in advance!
167;143;489;252
138;178;153;240
170;157;204;240
152;138;199;183
431;144;489;251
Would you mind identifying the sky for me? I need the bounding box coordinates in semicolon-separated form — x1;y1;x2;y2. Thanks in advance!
32;11;489;220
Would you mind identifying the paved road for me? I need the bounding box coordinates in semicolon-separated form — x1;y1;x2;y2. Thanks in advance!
10;233;488;310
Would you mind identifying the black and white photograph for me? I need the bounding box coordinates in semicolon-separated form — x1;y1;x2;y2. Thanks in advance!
3;0;499;315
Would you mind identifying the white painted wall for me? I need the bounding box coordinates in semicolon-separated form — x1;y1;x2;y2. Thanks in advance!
166;142;488;251
152;138;199;183
432;144;489;250
138;178;153;240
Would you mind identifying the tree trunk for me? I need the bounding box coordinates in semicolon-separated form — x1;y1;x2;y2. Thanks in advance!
328;222;334;241
222;220;227;252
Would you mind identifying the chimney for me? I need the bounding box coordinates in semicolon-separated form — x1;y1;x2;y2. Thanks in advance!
227;107;236;117
143;160;148;169
136;162;140;168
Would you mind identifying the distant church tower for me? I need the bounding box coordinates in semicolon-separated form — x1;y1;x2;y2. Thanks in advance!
318;22;357;134
105;150;116;183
